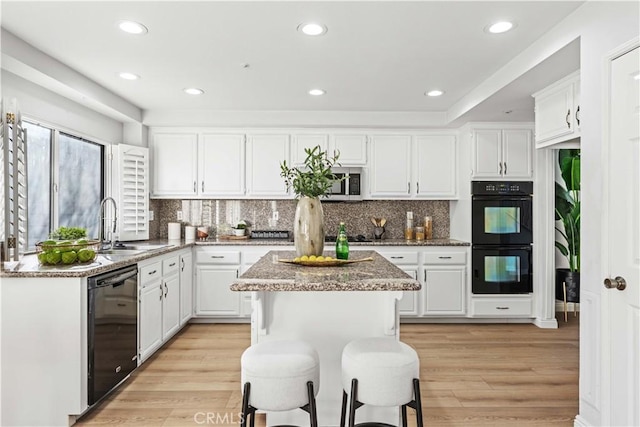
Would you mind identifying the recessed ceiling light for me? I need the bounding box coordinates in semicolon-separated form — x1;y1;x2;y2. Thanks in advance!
298;22;327;36
183;88;204;95
486;21;515;34
118;72;140;80
425;90;444;97
308;89;326;96
118;20;148;35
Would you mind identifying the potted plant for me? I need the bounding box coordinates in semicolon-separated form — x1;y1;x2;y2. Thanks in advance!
232;221;247;237
280;145;344;256
555;149;580;303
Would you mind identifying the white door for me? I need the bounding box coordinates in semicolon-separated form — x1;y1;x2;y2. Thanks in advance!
246;134;290;197
291;134;329;165
179;252;194;325
162;274;181;340
472;129;502;178
139;282;163;362
369;135;412;197
195;266;241;316
534;83;575;144
397;268;419;316
502;129;532;178
415;135;457;198
606;45;639;426
152;133;197;196
331;134;368;165
422;266;466;315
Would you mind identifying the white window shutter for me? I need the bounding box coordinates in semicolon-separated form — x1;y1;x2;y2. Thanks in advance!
113;144;149;241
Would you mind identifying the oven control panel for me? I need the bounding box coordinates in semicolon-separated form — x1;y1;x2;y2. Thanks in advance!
472;181;533;195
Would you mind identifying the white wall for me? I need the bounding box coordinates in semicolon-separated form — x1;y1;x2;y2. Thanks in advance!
1;70;123;144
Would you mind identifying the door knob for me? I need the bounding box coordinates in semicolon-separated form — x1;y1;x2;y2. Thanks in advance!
604;276;627;291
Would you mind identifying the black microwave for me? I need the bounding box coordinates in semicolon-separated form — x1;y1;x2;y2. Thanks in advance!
326;167;363;202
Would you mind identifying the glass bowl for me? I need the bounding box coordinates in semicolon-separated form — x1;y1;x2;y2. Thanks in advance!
35;239;100;266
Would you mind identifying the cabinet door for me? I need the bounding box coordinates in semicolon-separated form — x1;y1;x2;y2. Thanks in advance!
534;83;574;144
422;266;466;316
199;134;245;197
415;135;457;198
472;130;501;178
179;252;193;326
331;134;367;165
398;268;419;316
152;133;197;197
195;266;240;316
162;274;181;340
502;130;532;178
292;134;329;165
369;135;412;197
139;282;163;362
246;134;290;197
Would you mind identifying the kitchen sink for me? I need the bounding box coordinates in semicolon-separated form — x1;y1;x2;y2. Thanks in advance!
98;249;147;256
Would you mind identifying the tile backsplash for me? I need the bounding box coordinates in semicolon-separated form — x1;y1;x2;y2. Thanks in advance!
150;199;449;240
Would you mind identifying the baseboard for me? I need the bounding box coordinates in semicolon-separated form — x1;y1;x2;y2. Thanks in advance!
533;317;558;329
573;414;590;427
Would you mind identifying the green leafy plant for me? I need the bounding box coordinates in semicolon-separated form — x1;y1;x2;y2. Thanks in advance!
280;145;345;198
235;221;246;230
49;226;87;240
555;149;580;272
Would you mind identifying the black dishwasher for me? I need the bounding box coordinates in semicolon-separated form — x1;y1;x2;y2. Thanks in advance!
88;264;138;405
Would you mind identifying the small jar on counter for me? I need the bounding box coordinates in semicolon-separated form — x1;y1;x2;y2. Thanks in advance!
415;226;425;241
424;216;433;240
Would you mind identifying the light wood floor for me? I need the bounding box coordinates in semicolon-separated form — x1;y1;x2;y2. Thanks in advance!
77;314;579;426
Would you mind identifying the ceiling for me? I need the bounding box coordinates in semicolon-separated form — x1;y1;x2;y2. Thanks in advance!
1;1;583;125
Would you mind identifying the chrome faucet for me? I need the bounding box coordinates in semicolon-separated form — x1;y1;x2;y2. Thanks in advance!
98;197;118;250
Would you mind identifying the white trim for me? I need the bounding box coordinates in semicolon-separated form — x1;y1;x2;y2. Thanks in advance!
573;414;591;427
533;317;559;329
599;35;639;427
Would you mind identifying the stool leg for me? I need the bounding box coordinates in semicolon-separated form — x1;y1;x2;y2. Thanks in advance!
339;390;348;427
348;379;358;427
401;404;408;427
413;378;424;427
241;382;251;427
306;381;318;427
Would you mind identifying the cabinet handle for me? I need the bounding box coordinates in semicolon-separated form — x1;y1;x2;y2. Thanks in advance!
566;109;571;128
202;181;204;193
496;306;510;310
164;283;168;298
181;258;185;272
504;162;507;175
169;262;176;267
499;162;503;175
576;106;580;126
438;256;452;259
211;255;225;259
407;182;410;194
193;181;196;193
148;270;157;275
159;284;163;300
416;182;419;194
390;256;404;259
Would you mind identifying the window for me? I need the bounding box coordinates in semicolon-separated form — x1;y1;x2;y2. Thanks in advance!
24;121;104;249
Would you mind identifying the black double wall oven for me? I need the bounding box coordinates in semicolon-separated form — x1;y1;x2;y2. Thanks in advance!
471;181;533;294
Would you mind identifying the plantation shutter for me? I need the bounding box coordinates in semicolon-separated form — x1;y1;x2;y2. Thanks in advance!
114;144;149;241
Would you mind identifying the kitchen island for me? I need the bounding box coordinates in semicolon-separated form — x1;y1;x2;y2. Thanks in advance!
231;250;420;427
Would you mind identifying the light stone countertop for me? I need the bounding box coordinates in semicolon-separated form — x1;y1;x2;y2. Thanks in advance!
230;250;421;292
196;238;469;246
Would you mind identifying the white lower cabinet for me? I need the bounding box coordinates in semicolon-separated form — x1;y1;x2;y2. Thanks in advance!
471;295;533;317
194;248;242;317
138;251;192;363
422;266;466;315
179;250;193;325
375;249;420;317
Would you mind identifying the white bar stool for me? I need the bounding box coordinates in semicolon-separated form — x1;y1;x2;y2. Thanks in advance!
340;337;423;427
241;339;320;427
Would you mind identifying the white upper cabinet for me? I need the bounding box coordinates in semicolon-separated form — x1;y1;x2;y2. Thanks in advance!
199;134;245;197
532;71;580;148
414;135;457;198
151;133;198;197
369;135;412;197
472;128;532;180
370;134;458;199
291;134;329;165
292;133;367;166
331;134;368;165
246;134;290;198
112;144;149;241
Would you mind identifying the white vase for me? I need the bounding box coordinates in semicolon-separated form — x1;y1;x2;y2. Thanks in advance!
294;196;325;257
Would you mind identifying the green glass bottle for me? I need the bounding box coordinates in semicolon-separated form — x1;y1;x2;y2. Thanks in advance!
336;222;349;260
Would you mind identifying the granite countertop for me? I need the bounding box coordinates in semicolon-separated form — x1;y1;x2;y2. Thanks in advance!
230;250;421;292
1;240;194;278
197;238;469;246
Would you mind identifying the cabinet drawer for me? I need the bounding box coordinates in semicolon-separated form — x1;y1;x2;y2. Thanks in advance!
424;252;466;265
471;298;532;317
163;255;180;276
140;261;162;286
196;250;241;265
379;251;418;265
